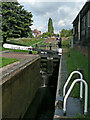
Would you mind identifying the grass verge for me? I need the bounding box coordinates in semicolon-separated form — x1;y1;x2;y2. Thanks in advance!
7;38;45;46
0;47;38;54
0;47;10;51
65;48;89;118
65;48;88;97
0;57;19;68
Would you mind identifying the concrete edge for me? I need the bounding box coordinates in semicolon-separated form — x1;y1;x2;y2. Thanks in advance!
0;56;40;86
53;54;68;119
56;55;62;97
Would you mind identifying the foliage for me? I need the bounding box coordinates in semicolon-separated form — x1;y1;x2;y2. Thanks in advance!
61;29;73;37
41;32;59;38
2;2;33;43
48;18;54;33
62;38;71;48
53;33;59;37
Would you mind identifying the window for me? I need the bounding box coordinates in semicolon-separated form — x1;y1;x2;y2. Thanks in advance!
73;26;75;35
88;10;90;27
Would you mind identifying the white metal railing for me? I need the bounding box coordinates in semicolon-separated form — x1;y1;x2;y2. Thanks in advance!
63;79;88;115
63;71;83;99
56;48;62;56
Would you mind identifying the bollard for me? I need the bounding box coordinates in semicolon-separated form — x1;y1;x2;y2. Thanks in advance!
59;37;62;48
49;43;52;50
29;50;32;54
28;46;32;54
36;44;38;48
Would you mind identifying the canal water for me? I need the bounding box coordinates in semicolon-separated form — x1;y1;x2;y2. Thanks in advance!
23;53;60;120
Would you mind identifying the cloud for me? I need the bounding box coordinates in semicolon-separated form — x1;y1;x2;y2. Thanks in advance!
18;1;86;33
18;0;86;3
58;20;65;27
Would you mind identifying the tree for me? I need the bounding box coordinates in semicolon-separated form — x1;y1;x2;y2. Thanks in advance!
2;2;33;43
48;18;54;34
61;29;73;37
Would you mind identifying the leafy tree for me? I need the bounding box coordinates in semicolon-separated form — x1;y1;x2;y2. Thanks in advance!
48;18;54;34
46;32;52;37
61;29;73;37
41;32;59;38
2;2;33;43
41;32;53;38
41;33;47;38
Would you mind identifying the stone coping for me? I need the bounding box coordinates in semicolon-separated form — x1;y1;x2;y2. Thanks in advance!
0;55;40;86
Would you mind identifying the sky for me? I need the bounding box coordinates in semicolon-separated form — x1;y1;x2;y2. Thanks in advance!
18;0;87;34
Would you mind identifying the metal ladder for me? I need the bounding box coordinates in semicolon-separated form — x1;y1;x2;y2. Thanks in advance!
63;71;88;115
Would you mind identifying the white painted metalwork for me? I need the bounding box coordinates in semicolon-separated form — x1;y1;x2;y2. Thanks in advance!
63;71;83;99
63;79;88;115
47;57;53;60
41;51;45;54
56;48;62;55
3;43;32;51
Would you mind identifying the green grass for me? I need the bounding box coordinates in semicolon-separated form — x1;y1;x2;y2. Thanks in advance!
65;48;90;118
0;46;38;54
32;51;38;54
0;57;19;68
10;49;28;53
1;37;54;51
11;49;38;54
8;49;38;54
0;47;10;51
7;38;45;46
37;41;44;45
65;48;88;97
0;38;45;51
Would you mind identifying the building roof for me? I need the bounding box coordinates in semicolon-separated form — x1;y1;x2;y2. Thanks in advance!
32;29;41;36
33;29;41;34
72;1;90;24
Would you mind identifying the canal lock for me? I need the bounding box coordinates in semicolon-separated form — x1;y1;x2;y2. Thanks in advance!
23;50;61;120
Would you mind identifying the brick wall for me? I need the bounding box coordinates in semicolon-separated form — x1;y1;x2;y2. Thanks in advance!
73;44;90;58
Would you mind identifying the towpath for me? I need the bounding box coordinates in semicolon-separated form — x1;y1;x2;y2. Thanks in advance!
0;51;39;75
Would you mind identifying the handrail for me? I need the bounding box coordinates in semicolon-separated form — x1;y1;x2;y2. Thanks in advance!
63;71;83;99
63;79;88;115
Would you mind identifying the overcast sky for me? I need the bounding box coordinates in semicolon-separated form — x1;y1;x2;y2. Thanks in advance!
18;0;86;34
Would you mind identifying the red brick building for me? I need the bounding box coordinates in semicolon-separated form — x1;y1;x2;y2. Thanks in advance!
32;29;41;37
